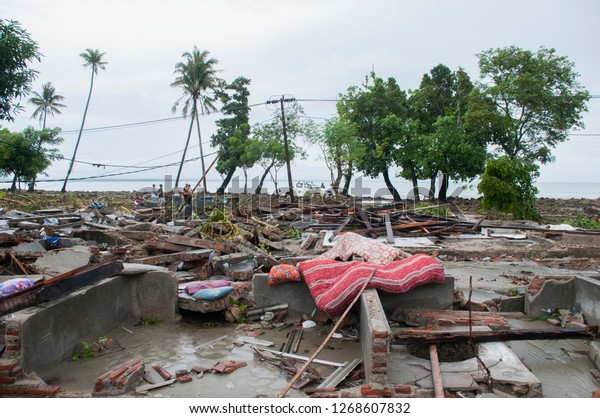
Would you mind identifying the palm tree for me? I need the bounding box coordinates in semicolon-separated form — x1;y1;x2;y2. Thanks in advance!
29;82;66;190
171;47;219;191
29;82;66;129
61;49;107;192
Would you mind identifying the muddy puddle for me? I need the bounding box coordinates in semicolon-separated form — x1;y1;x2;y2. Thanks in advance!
42;312;363;398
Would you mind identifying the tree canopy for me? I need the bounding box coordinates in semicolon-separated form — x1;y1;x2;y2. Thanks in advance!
466;46;589;165
0;127;63;191
211;77;252;194
0;19;41;122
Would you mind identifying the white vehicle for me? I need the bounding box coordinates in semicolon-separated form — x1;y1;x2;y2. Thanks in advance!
295;181;317;197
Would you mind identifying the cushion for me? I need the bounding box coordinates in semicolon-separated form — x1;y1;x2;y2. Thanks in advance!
192;286;235;301
267;264;301;286
185;280;231;295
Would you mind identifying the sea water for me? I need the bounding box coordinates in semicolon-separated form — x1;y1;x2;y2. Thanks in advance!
10;176;599;200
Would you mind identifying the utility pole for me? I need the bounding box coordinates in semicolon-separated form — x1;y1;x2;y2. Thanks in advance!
267;95;296;203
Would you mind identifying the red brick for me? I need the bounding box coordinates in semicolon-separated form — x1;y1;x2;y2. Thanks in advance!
394;385;412;394
372;346;387;353
176;369;189;377
372;331;389;339
372;362;387;369
360;385;383;397
382;389;393;397
593;389;600;398
27;386;61;397
5;329;20;337
6;345;21;352
109;366;128;382
178;375;193;383
152;365;173;380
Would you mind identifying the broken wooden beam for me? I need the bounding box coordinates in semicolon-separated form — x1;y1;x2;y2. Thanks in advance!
384;213;394;244
134;249;212;266
429;344;444;398
392;327;595;345
328;215;353;242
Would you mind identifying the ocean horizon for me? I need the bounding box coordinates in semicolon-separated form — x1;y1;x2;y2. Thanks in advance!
3;175;598;200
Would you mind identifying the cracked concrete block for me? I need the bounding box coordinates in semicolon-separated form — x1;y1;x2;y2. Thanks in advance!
33;245;93;276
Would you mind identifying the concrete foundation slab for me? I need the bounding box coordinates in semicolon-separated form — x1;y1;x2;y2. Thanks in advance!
32;245;93;276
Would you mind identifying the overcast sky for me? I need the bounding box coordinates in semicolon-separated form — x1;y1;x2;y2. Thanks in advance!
2;0;600;191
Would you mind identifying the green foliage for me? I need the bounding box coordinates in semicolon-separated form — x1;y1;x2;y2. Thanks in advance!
313;117;358;193
0;127;63;191
71;336;116;360
284;226;301;239
29;82;67;128
467;46;589;165
337;73;410;200
199;208;240;239
478;156;539;220
252;103;311;194
0;19;41;121
566;215;600;230
136;317;163;326
504;288;520;297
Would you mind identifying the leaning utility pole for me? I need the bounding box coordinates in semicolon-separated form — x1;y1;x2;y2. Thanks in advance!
267;95;296;203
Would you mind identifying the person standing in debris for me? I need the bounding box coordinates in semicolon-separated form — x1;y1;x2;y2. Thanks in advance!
183;183;191;206
157;184;165;206
172;187;181;208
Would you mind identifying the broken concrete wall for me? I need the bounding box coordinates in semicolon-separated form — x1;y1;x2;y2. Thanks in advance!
525;277;576;316
8;270;177;376
526;275;600;326
574;276;600;326
360;289;390;390
377;275;455;312
252;273;317;316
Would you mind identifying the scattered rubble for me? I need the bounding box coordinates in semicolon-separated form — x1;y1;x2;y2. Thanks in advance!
1;192;599;398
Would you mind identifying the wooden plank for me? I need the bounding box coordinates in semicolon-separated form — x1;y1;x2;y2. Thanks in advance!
429;344;444;398
252;346;346;368
393;327;595;345
384;213;394;244
328;215;353;242
317;358;361;389
357;208;377;238
134;249;212;266
135;378;177;393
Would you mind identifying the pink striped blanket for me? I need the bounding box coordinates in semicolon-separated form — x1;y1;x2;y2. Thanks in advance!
297;254;445;317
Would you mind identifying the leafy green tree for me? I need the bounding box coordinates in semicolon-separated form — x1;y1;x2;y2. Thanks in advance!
61;49;107;192
338;74;410;201
0;127;63;191
254;102;313;195
211;77;252;194
410;65;485;200
478;156;539;220
253;108;309;195
29;82;66;129
466;46;589;165
0;20;41;122
172;47;220;191
313;117;358;195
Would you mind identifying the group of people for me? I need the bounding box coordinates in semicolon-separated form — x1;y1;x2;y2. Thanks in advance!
172;183;192;208
134;182;193;209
